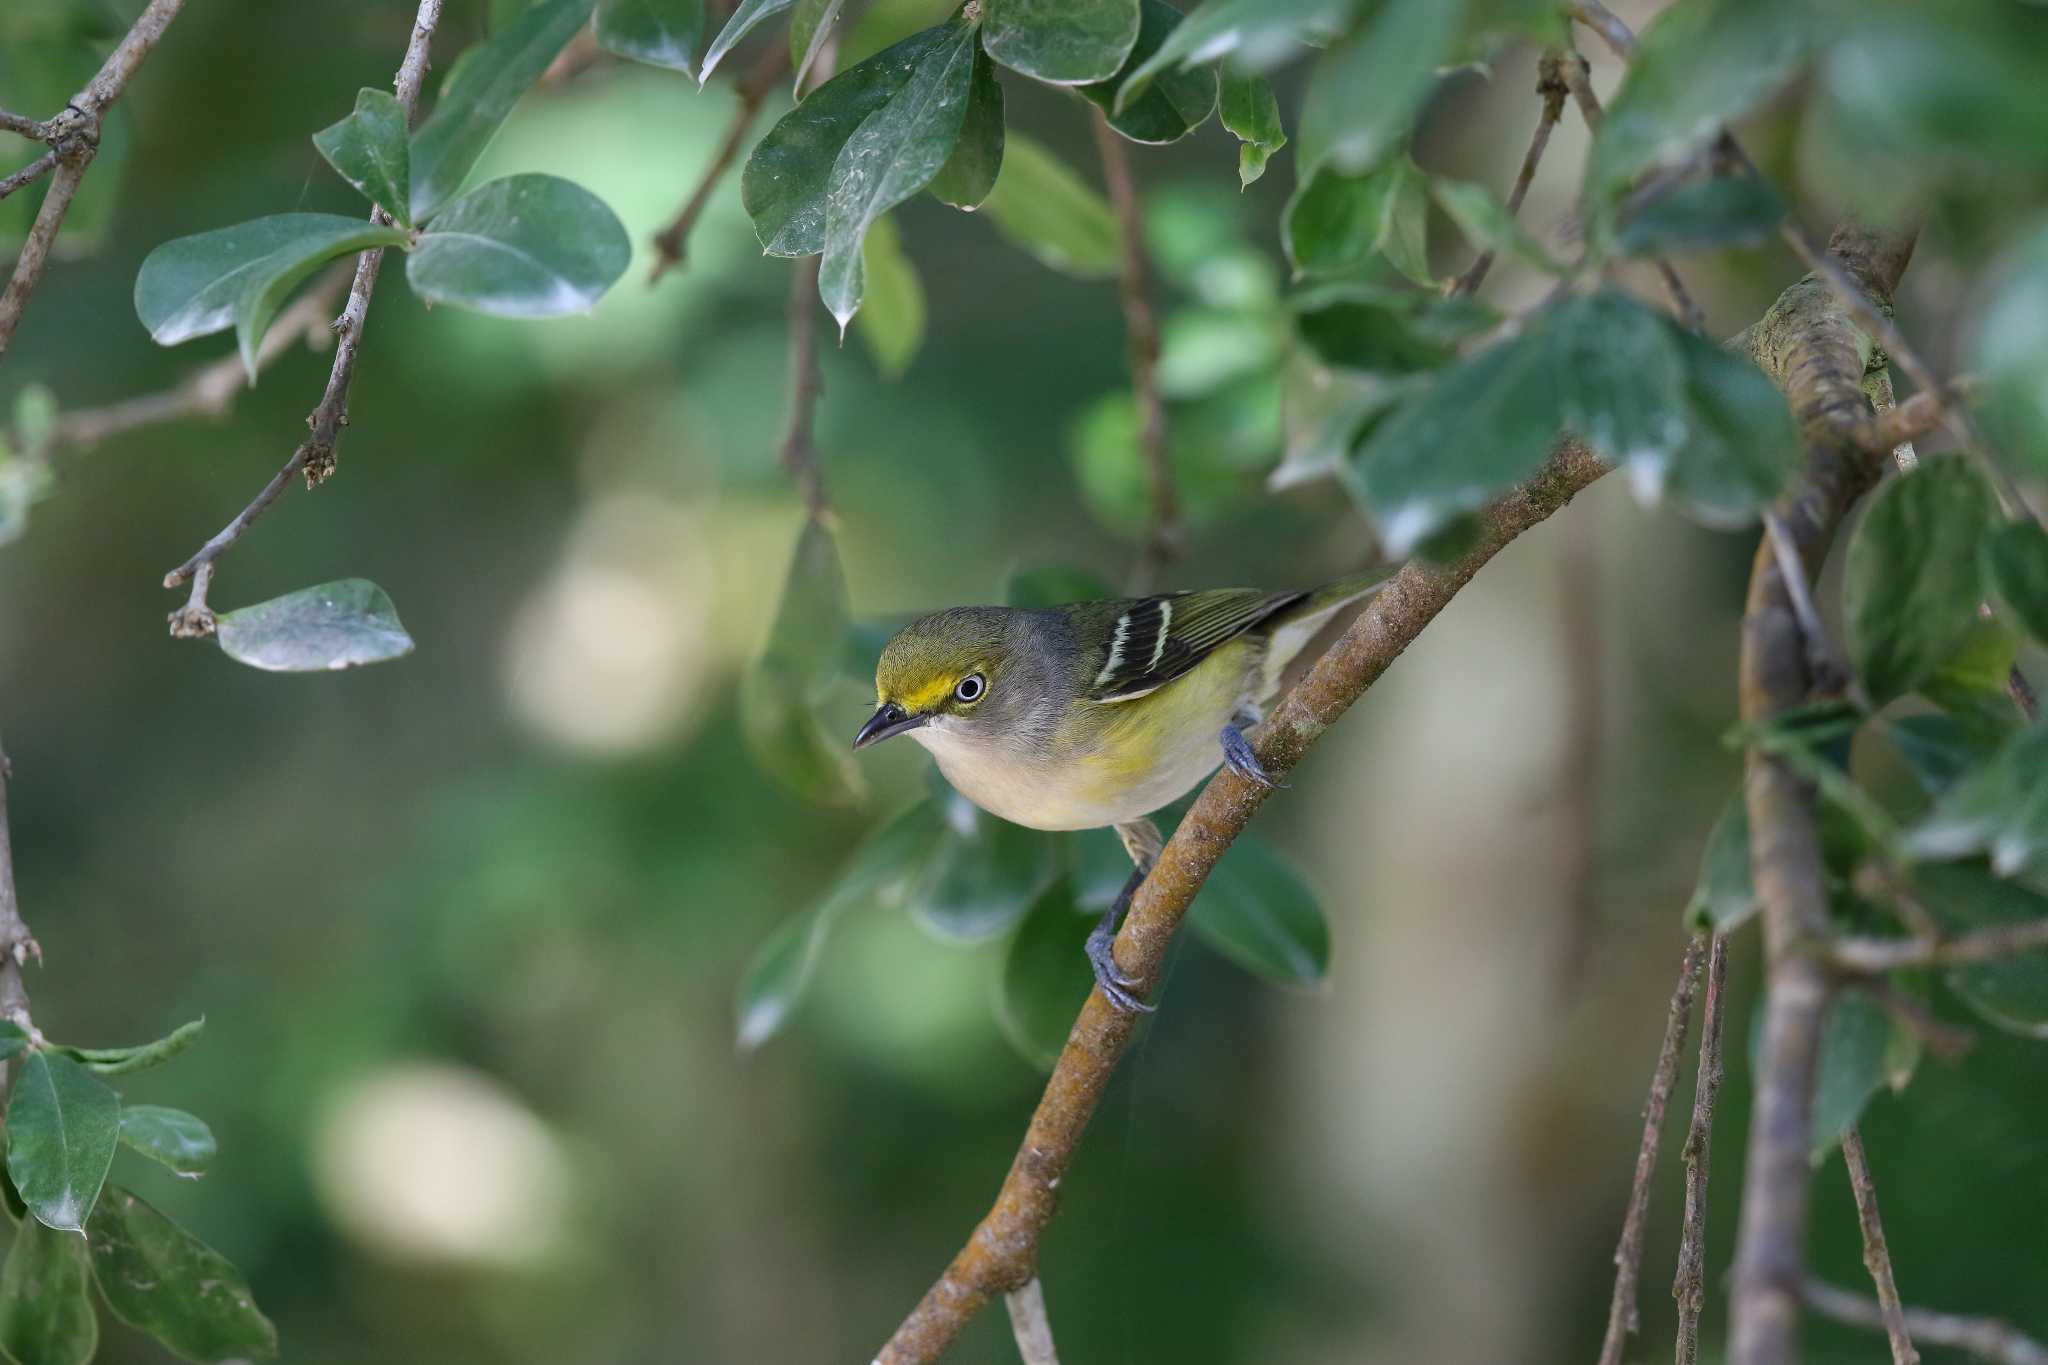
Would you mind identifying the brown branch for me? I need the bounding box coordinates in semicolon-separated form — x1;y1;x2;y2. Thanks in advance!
1090;110;1177;585
650;44;788;283
0;113;50;141
780;257;830;521
0;0;188;362
1673;931;1729;1365
872;440;1610;1364
1003;1279;1060;1365
161;0;447;634
1448;51;1568;298
0;151;58;202
1805;1281;2048;1365
1841;1127;1920;1365
1597;932;1707;1365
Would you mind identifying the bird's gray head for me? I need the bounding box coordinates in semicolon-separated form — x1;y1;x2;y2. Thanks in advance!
853;606;1064;752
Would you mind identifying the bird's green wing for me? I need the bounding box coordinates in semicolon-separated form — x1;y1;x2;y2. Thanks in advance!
1084;588;1308;702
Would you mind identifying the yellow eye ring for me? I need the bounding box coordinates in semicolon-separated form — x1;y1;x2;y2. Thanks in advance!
954;673;986;704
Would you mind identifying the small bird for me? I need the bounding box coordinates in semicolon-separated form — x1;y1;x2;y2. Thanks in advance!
853;573;1389;1011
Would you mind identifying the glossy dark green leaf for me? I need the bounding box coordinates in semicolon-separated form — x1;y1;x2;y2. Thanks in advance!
1291;284;1456;375
312;88;413;225
0;1214;96;1365
927;45;1004;210
736;799;948;1047
594;0;704;74
1189;837;1329;986
980;131;1119;277
1970;220;2048;483
743;21;956;257
743;521;867;805
855;215;925;379
907;789;1059;941
407;173;629;317
1283;156;1431;285
818;18;977;332
215;579;415;673
1986;522;2048;647
1219;63;1285;188
1584;0;1812;236
789;0;842;90
1614;174;1785;257
1809;988;1894;1161
701;0;794;81
1844;455;1999;705
1686;790;1757;933
1906;720;2048;879
983;0;1139;85
55;1018;204;1078
411;0;593;221
997;880;1096;1070
5;1052;118;1232
1077;0;1218;146
117;1107;216;1178
1115;0;1343;111
133;214;409;379
1915;861;2048;1039
87;1186;278;1363
1001;565;1115;610
1295;0;1460;177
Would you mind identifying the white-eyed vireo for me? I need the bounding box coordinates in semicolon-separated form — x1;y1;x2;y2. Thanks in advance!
852;573;1389;1011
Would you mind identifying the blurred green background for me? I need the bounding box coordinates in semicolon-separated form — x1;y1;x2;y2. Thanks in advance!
3;1;2046;1361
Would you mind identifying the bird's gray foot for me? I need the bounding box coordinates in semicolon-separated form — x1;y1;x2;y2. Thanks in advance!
1221;721;1282;790
1085;867;1155;1014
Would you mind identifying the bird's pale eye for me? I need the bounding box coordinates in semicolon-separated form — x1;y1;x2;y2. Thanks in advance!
953;673;986;704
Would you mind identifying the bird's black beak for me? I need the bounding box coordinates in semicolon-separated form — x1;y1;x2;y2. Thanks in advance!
853;702;925;750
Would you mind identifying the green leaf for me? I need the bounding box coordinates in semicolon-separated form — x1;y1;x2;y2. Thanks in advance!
1432;178;1563;275
5;1053;118;1232
1115;0;1344;112
1157;307;1281;398
701;0;794;80
1290;284;1458;375
214;579;415;673
743;521;867;806
907;789;1059;941
1584;0;1812;239
87;1186;278;1363
743;21;957;257
1915;861;2048;1039
818;17;978;333
1986;520;2048;648
983;0;1139;84
0;1020;28;1064
854;215;926;379
1905;720;2048;879
1219;63;1285;188
312;88;413;225
0;1215;96;1365
997;880;1095;1070
1844;455;2000;705
1887;712;2005;799
1686;791;1757;933
410;0;594;221
1188;836;1329;986
406;173;630;317
789;0;843;90
54;1019;205;1078
926;44;1004;210
1654;323;1800;528
1295;0;1461;177
1067;825;1138;911
593;0;704;74
1809;988;1894;1161
1614;174;1785;257
1001;565;1115;610
1283;155;1431;285
117;1107;216;1178
133;214;410;378
1077;0;1218;146
736;799;948;1047
980;130;1119;278
1970;220;2048;484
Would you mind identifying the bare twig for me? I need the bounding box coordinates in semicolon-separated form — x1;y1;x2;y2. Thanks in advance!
1805;1280;2048;1365
1841;1127;1920;1365
1763;512;1850;696
1829;919;2048;974
780;257;831;521
1090;110;1178;584
872;441;1611;1364
1449;52;1569;298
650;44;788;283
161;0;447;632
1597;932;1707;1365
1673;931;1729;1365
0;113;51;141
0;742;41;1105
0;151;58;202
0;0;189;361
1569;1;1636;59
1004;1279;1061;1365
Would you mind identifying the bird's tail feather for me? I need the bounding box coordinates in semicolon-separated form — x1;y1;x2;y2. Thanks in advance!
1257;567;1398;704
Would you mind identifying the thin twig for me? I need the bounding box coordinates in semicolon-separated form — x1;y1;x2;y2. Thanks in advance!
873;442;1612;1364
1829;918;2048;974
1841;1127;1921;1365
1449;51;1568;298
0;151;58;202
1805;1280;2048;1365
0;112;51;141
160;0;447;632
1569;1;1636;59
1004;1279;1061;1365
650;43;788;283
1763;511;1851;696
1673;931;1728;1365
1597;932;1707;1365
0;741;41;1105
1090;110;1178;584
780;256;831;521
